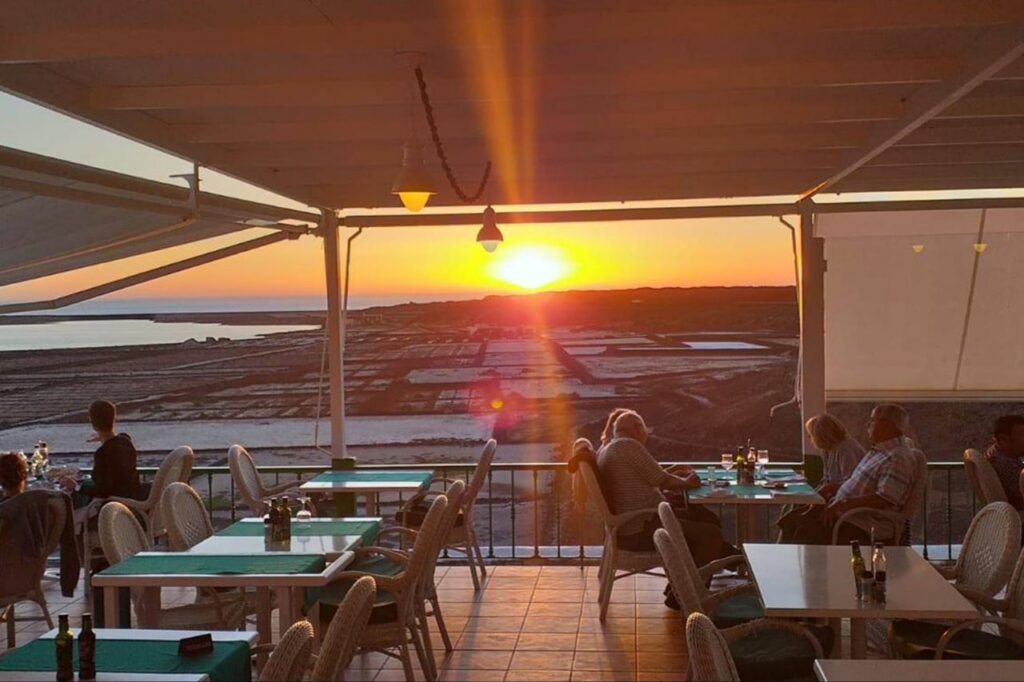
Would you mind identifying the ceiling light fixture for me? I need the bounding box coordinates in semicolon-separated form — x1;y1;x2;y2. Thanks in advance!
973;243;988;254
911;244;925;254
476;206;503;253
391;139;436;212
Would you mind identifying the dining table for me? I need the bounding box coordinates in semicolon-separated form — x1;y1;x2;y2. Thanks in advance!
743;543;980;659
689;468;822;544
299;469;433;515
0;628;257;682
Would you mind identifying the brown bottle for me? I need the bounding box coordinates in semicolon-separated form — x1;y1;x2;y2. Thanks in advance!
78;614;96;681
55;614;73;682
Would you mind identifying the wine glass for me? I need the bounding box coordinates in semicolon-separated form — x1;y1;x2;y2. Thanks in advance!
295;496;313;524
720;454;734;474
705;464;717;484
756;449;769;480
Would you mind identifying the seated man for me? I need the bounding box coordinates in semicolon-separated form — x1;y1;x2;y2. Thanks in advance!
987;414;1024;511
62;400;143;506
596;408;736;567
783;403;919;545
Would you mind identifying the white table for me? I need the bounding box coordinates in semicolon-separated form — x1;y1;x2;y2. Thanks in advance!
690;469;823;543
299;470;432;515
188;517;380;560
92;551;353;648
0;629;257;682
815;659;1024;681
744;543;979;659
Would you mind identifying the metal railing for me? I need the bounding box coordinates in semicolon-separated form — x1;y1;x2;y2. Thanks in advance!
112;460;974;564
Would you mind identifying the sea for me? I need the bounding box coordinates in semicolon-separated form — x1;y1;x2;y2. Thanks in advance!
0;295;461;352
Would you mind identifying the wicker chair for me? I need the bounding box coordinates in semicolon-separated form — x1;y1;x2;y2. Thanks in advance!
316;494;449;682
309;576;377;681
654;527;827;680
162;482;213;552
396;440;494;591
889;503;1023;660
0;491;65;648
81;446;193;592
381;480;467;680
229;444;302;517
257;619;315;682
831;448;927;545
686;612;741;682
98;502;244;630
965;448;1009;506
576;459;664;621
655;502;757;629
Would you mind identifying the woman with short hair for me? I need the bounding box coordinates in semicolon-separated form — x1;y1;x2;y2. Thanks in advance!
0;452;29;500
805;413;866;487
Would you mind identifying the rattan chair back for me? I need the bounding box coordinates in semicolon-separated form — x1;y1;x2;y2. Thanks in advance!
956;501;1021;597
578;459;615;524
657;502;708;602
653;527;704;617
311;576;376;681
99;501;151;565
147;446;194;538
259;619;315;682
162;482;214;551
464;439;496;515
228;444;267;516
965;448;1008;505
685;612;740;682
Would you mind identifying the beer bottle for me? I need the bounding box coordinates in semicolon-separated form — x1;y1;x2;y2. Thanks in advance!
55;614;73;682
280;497;292;541
268;497;280;541
850;541;866;598
78;614;96;681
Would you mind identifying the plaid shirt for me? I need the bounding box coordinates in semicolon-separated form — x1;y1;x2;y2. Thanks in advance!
834;437;917;511
986;444;1024;511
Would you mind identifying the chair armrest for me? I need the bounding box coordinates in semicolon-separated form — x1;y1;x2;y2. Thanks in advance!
936;617;1024;659
607;507;660;532
354;546;410;565
332;569;403;593
376;527;419;543
699;554;748;582
830;508;903;544
104;496;151;515
955;586;1005;616
263;479;301;497
704;583;759;614
722;618;824;658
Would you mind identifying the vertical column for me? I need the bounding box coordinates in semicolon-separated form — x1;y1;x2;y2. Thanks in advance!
322;209;346;464
799;200;826;456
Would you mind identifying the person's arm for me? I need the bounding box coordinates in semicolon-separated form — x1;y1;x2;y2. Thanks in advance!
661;473;701;492
825;492;890;524
817;482;841;499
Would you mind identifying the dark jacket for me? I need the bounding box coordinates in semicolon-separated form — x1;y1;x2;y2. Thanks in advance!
88;433;142;500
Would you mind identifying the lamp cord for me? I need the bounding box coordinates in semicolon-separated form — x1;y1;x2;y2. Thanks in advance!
414;65;492;203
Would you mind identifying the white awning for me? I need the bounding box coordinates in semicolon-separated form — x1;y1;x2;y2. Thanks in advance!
820;207;1024;396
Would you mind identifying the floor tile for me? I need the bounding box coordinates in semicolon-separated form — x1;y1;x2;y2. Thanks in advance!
455;632;520;651
463;602;530;618
581;602;636;619
575;632;636;651
505;671;572;682
514;633;577;652
571;671;636;681
487;578;539;590
636;651;689;673
635;632;685;653
578;617;636;634
527;602;582;618
439;671;507;682
436;589;480;603
443;650;513;670
464;616;527;633
637;673;687;681
531;589;584;603
478;588;534;603
521;616;580;634
572;650;636;672
509;651;573;671
492;566;542;577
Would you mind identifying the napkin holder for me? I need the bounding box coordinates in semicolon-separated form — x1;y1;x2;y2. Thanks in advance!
178;633;214;657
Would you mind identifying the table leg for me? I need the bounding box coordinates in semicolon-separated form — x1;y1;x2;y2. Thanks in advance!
103;587;119;627
275;586;294;637
255;588;271;645
364;493;377;517
736;507;750;545
140;587;160;628
827;618;842;658
850;619;867;659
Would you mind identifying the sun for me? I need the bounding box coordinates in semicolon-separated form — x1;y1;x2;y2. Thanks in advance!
489;244;573;291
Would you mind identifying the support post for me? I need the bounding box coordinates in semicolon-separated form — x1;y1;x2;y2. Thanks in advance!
798;200;826;457
322;209;347;463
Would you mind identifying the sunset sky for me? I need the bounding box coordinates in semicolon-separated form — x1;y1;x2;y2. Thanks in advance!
0;92;800;308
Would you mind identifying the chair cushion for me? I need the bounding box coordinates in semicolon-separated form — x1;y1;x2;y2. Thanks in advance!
314;554;403;625
890;619;1024;660
397;502;465;528
711;594;764;629
730;625;834;682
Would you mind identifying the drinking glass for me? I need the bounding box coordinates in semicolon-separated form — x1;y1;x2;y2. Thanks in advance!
296;496;313;523
720;454;734;473
705;464;717;484
756;449;769;480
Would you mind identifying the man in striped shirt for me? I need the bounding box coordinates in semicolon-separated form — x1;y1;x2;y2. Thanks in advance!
786;404;921;545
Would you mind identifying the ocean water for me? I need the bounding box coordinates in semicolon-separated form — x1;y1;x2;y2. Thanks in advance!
0;319;320;352
7;295;463;316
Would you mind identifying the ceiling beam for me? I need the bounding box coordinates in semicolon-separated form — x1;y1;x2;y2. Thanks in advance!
803;25;1024;198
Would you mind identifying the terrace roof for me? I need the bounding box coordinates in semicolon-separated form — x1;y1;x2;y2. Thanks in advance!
2;1;1024;209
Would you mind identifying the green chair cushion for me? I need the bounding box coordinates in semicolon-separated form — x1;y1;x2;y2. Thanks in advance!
315;553;404;625
730;625;833;682
890;619;1024;660
712;594;764;629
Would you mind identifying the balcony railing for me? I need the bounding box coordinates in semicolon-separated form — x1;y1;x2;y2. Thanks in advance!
111;460;975;563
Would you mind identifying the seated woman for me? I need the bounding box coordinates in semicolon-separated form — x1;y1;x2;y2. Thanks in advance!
596;408;737;567
0;452;29;500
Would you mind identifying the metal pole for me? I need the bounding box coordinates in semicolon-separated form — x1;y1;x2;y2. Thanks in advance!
322;209;346;463
798;200;826;456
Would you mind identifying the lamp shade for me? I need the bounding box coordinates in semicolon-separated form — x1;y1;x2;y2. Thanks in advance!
476;206;503;252
391;140;436;212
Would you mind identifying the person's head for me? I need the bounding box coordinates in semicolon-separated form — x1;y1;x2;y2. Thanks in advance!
993;415;1024;457
0;452;28;497
804;414;850;451
601;408;633;445
89;400;117;437
612;410;649;445
868;403;908;444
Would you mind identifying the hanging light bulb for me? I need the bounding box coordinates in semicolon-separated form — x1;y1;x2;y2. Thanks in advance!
973;242;988;254
476;205;503;253
911;244;925;254
391;139;436;212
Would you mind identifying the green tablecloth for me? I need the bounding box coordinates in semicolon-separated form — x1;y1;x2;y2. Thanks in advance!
690;468;818;500
310;470;432;485
99;553;325;576
0;639;250;682
218;519;379;546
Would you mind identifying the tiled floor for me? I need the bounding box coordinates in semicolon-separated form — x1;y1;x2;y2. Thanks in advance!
6;564;878;682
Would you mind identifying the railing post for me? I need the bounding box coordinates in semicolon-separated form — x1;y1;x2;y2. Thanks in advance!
487;470;495;559
532;469;540;560
510;469;517;559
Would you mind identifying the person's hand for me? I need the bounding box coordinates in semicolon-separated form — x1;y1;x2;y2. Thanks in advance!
58;477;77;493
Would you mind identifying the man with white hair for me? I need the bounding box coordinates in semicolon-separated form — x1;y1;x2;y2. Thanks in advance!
597;408;735;567
784;403;920;544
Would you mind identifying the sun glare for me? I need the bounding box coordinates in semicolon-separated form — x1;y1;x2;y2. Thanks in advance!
489;244;573;291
